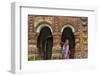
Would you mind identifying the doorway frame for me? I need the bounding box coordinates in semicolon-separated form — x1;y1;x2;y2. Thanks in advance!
61;24;75;33
61;25;75;58
37;25;53;60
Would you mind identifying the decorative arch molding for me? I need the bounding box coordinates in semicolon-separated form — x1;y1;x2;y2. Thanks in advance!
61;24;75;32
36;23;53;33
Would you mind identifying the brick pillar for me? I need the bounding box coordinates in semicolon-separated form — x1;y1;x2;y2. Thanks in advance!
33;33;39;54
75;23;84;58
52;32;62;59
28;32;40;60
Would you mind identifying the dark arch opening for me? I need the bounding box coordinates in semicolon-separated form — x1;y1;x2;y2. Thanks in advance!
37;26;53;60
61;27;75;58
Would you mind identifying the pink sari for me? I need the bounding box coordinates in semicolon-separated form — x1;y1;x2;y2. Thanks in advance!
63;44;71;59
66;49;70;59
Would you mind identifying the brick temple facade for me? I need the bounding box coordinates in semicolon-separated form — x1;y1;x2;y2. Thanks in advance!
28;15;88;60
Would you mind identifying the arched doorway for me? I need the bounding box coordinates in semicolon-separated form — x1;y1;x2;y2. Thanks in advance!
61;27;75;58
37;26;53;60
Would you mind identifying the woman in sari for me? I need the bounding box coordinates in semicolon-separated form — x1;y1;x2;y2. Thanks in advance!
63;39;71;59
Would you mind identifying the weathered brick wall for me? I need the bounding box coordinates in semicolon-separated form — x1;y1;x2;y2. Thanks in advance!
28;15;88;60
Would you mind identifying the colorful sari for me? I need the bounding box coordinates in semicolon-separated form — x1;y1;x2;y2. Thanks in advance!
63;43;70;59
